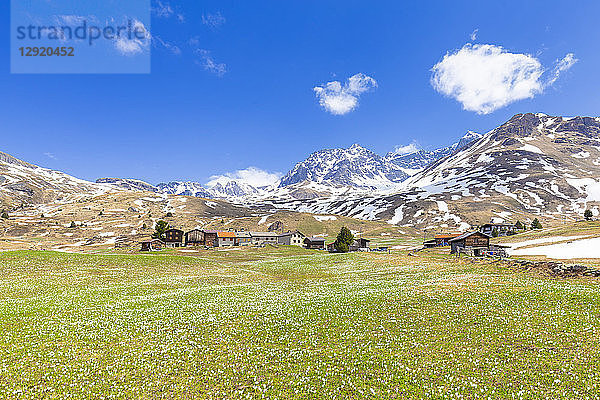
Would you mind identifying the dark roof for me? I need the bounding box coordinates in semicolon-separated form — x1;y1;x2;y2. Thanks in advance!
142;238;164;244
449;231;491;242
305;237;325;243
165;228;183;233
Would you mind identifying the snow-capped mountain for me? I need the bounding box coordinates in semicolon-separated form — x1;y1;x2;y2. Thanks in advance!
97;178;159;193
402;113;600;218
156;181;214;198
5;113;600;232
279;144;408;190
384;131;482;175
0;151;113;207
274;113;600;230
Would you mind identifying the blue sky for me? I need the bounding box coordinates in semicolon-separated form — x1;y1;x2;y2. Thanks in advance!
1;0;598;186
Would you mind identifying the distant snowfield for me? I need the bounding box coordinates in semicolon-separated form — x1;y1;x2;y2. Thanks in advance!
314;215;337;222
505;236;587;250
510;237;600;259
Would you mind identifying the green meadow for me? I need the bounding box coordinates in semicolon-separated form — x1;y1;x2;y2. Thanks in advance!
1;248;599;399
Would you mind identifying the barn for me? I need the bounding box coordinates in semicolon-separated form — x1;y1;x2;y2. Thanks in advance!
304;237;325;250
203;230;218;247
140;239;164;252
185;229;205;247
449;231;491;256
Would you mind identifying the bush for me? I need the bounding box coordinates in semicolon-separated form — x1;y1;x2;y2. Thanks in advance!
585;210;593;221
1;211;8;219
531;218;543;230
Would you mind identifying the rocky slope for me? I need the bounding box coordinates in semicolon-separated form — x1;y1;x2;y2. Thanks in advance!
279;144;408;189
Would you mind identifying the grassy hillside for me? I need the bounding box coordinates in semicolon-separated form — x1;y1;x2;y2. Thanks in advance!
1;249;599;398
0;192;414;251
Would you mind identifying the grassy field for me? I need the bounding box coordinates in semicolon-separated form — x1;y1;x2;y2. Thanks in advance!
1;248;600;399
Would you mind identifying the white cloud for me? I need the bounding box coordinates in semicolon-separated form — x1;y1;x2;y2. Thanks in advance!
153;1;173;17
431;44;577;114
548;53;578;85
44;152;57;160
470;29;478;41
153;36;181;55
207;167;281;188
195;49;226;76
153;1;184;22
314;73;377;115
202;12;226;29
391;142;420;155
114;20;151;56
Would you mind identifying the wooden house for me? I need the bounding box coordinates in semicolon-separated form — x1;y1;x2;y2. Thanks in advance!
480;223;516;237
164;228;184;248
140;239;164;252
304;237;325;250
203;230;218;247
250;232;279;245
277;231;305;246
349;238;370;251
234;231;252;246
449;231;491;256
185;229;205;247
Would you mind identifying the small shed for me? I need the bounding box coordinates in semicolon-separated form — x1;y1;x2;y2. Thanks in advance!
164;228;184;248
140;239;164;252
449;231;491;256
423;239;438;248
304;237;326;250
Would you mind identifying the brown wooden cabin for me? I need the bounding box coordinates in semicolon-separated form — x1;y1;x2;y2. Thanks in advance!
164;228;184;247
449;231;491;256
349;238;370;251
185;229;205;247
203;230;218;247
304;237;326;250
140;239;164;252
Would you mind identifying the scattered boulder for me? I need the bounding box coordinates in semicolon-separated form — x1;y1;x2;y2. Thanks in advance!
268;221;283;232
